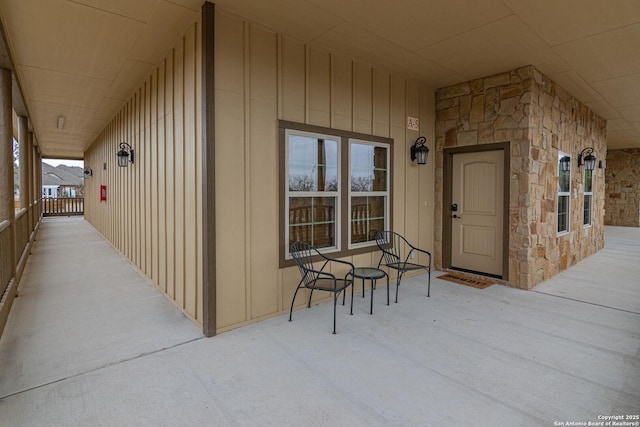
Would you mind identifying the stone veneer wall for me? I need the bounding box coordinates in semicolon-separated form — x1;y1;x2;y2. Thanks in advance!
604;148;640;227
435;65;606;290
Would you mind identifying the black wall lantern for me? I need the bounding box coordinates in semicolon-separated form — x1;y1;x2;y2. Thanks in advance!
410;136;429;165
578;147;596;171
117;142;134;167
559;155;571;172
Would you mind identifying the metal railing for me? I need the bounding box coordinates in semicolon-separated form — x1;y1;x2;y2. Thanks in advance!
42;197;84;217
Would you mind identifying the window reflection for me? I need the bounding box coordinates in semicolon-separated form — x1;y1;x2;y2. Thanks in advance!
350;196;385;244
289;197;336;248
350;144;387;192
289;136;338;192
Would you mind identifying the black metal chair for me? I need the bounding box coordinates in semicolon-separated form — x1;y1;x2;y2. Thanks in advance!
289;241;355;334
375;231;431;302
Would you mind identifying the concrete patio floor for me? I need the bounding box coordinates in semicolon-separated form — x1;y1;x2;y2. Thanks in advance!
0;217;638;426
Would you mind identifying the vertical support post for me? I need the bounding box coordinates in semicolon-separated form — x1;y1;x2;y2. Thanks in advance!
0;68;16;277
35;145;41;223
201;1;216;337
18;116;28;212
28;131;34;230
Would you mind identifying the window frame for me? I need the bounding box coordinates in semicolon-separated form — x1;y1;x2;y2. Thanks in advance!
557;151;571;236
583;168;593;227
348;138;390;249
284;128;341;255
279;120;394;267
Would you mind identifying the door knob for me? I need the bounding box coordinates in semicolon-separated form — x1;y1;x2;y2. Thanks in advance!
453;214;462;219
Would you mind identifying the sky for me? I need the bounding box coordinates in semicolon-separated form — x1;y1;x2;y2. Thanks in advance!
43;158;84;168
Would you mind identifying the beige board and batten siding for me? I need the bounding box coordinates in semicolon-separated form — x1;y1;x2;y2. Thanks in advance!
85;18;204;325
214;10;435;333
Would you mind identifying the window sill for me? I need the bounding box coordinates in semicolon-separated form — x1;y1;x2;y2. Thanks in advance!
280;244;381;269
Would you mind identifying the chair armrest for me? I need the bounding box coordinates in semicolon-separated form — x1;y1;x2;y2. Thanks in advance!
315;270;338;281
406;246;432;264
315;250;355;272
326;257;355;269
310;269;352;291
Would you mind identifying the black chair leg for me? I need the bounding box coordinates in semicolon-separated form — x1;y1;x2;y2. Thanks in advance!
333;293;338;334
350;283;354;315
308;289;315;308
342;276;355;305
289;286;302;321
386;274;389;306
395;271;404;303
369;279;374;314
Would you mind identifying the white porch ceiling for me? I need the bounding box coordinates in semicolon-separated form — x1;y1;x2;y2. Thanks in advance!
0;0;639;158
0;0;203;159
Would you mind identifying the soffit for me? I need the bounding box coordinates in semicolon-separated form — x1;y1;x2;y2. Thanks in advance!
0;0;639;158
592;74;640;108
585;100;621;121
0;0;200;159
553;24;640;84
127;1;203;65
311;22;460;87
17;67;112;109
209;0;344;41
6;0;146;80
608;119;633;132
415;15;572;79
215;0;640;150
550;71;604;105
306;0;514;51
618;105;640;123
501;0;640;46
68;0;160;23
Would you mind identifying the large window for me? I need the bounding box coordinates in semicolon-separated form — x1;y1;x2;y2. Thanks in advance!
583;168;593;226
280;121;393;264
557;153;571;235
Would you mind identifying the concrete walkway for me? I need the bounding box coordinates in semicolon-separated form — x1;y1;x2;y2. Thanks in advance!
0;218;638;426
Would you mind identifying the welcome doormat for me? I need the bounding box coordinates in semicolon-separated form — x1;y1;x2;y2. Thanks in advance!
438;273;493;289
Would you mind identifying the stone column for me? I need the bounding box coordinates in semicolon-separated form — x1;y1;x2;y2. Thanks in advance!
17;116;29;212
0;68;16;276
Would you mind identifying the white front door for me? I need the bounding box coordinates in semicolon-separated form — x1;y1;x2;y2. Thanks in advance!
451;150;504;276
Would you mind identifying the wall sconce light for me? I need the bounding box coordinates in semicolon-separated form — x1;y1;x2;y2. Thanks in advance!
578;147;596;171
559;155;571;172
410;136;429;165
83;168;92;178
117;142;134;167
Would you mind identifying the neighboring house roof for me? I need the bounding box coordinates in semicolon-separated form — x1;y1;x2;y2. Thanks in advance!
41;163;83;187
56;164;85;181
